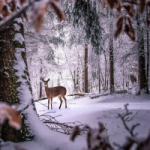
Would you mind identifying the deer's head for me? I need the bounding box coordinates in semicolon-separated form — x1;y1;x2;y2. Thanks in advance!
41;78;50;87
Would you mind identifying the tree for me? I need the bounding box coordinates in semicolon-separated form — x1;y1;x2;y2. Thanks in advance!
109;14;115;93
0;18;34;141
136;11;147;93
84;43;89;93
146;29;150;93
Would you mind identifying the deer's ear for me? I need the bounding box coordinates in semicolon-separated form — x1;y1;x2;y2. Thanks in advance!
47;78;50;82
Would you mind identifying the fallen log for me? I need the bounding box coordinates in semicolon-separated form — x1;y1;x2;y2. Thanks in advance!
90;90;128;99
90;92;110;99
67;93;85;97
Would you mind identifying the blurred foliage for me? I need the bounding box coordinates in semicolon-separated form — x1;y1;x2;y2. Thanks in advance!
73;0;104;54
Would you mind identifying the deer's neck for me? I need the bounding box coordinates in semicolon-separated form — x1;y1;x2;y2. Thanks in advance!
44;85;50;96
45;85;53;97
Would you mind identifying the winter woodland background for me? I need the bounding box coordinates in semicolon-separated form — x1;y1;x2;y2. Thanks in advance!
0;0;150;150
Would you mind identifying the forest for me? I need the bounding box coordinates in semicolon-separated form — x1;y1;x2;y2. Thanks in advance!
0;0;150;150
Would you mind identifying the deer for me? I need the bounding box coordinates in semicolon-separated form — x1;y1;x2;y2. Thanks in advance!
41;78;67;110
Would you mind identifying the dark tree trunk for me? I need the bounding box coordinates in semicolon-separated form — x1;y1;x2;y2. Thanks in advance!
73;70;77;92
104;53;108;90
135;11;147;93
0;19;34;142
109;22;114;93
76;66;80;92
123;65;125;90
84;44;88;93
146;30;150;93
98;55;101;93
39;60;43;98
138;29;147;92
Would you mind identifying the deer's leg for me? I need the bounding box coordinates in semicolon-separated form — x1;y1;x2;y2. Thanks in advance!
50;97;53;109
63;96;67;108
58;96;63;109
48;98;50;110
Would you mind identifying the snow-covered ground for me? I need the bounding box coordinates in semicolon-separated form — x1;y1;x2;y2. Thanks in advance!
2;93;150;150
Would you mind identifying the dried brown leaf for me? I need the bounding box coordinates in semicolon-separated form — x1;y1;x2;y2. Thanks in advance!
124;5;136;18
70;126;80;141
11;0;17;12
2;5;11;17
127;17;132;28
105;0;122;13
105;0;115;9
50;1;65;22
32;1;48;32
98;122;105;133
140;0;146;14
116;3;122;13
19;0;27;6
0;0;6;13
0;103;21;130
124;18;136;41
115;16;124;39
116;16;124;28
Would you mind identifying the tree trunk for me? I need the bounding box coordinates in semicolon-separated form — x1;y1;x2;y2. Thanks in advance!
0;18;34;142
84;44;88;93
109;21;114;93
104;53;108;90
76;66;80;92
135;12;147;93
138;29;147;92
146;29;150;93
98;55;101;93
73;70;77;92
39;60;43;98
123;65;125;90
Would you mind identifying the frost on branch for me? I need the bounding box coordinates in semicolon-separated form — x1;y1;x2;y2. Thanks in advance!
0;103;21;130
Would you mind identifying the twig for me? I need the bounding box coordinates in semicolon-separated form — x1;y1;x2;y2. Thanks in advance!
126;111;139;122
118;104;140;137
40;114;87;135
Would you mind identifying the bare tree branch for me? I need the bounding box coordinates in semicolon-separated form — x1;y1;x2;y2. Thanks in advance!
0;0;37;30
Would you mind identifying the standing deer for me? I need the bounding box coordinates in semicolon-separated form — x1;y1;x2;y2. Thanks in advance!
41;78;67;109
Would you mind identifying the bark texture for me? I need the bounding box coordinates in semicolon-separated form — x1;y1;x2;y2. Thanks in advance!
0;19;34;142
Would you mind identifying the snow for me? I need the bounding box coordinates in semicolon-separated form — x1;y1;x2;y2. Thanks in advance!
14;18;23;24
13;33;24;45
2;93;149;150
13;48;32;110
14;23;21;31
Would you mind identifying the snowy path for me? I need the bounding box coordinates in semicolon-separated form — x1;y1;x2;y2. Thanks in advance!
34;94;150;146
